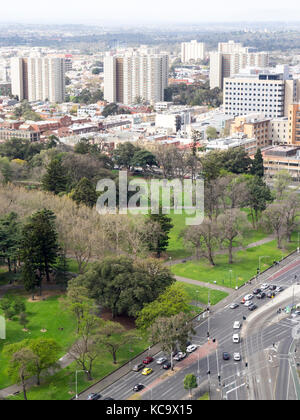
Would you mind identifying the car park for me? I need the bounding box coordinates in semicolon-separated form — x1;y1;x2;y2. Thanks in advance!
233;353;241;361
142;356;154;365
223;352;230;360
87;393;101;400
132;363;145;372
230;303;239;309
233;334;240;343
174;352;187;361
257;292;266;299
186;345;197;353
156;357;168;365
142;368;153;376
233;321;241;329
133;384;144;392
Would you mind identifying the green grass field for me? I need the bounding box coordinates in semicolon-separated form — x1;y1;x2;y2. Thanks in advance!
171;238;297;289
179;282;228;306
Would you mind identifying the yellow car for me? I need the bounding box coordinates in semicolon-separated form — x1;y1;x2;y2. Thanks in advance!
142;368;153;376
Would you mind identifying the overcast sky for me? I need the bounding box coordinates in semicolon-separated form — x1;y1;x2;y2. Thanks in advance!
1;0;300;24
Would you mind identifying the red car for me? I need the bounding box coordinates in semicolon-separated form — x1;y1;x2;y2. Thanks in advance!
142;356;154;365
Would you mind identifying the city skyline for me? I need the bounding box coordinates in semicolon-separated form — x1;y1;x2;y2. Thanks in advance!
0;0;300;24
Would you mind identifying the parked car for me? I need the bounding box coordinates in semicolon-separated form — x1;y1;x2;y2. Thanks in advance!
186;344;197;353
223;352;230;361
142;368;153;376
132;363;145;372
156;357;168;365
162;362;171;370
174;352;187;361
133;384;144;392
257;292;266;299
87;393;101;400
230;303;239;310
142;356;154;365
233;353;241;361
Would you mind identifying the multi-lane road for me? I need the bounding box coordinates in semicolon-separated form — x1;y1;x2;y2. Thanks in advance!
79;258;300;401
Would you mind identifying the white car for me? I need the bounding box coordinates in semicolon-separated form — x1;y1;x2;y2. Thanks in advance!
156;357;168;365
261;284;269;291
234;353;241;361
243;294;254;302
233;334;240;344
244;300;254;307
233;321;241;330
186;345;197;353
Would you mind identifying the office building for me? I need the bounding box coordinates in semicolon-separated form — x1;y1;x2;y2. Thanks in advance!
181;41;206;63
11;57;65;103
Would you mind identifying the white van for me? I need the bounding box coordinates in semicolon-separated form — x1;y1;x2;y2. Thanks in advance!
233;334;240;343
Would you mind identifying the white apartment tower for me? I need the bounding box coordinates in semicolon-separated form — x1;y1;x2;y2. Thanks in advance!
104;53;169;105
11;57;65;103
181;40;206;63
209;41;269;90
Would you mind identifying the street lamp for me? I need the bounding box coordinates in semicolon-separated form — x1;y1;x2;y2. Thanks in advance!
75;370;88;400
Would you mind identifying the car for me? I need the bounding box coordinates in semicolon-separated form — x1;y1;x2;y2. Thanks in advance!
132;363;145;372
142;368;153;376
243;294;254;302
230;303;239;309
257;292;266;299
267;292;276;299
174;352;187;361
133;384;144;392
223;352;230;361
276;286;284;293
186;344;197;353
142;356;154;365
233;321;241;329
253;288;262;295
156;357;168;365
87;393;101;400
261;284;269;291
248;304;257;311
245;300;254;307
233;334;240;343
233;353;241;361
269;285;277;291
162;361;171;370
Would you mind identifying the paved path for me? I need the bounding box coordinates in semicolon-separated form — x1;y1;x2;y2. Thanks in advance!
175;275;234;294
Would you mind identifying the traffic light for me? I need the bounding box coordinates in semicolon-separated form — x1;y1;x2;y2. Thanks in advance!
207;332;210;338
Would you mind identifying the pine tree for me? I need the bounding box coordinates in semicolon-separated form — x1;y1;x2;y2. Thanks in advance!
71;177;98;208
148;212;174;258
42;158;68;194
251;149;264;178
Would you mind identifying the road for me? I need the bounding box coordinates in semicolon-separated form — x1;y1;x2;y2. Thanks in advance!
78;258;300;401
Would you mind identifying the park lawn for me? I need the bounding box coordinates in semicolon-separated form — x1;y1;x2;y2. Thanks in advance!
0;294;78;389
167;210;271;260
171;238;297;289
178;282;228;306
7;335;149;401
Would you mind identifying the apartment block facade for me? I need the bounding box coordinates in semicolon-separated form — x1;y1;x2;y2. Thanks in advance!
11;57;65;103
104;53;169;105
181;40;206;63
